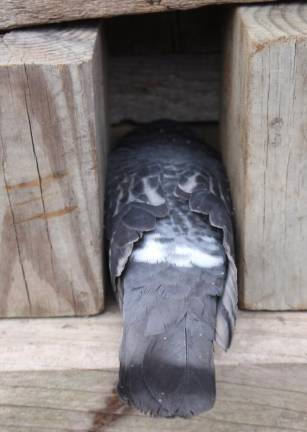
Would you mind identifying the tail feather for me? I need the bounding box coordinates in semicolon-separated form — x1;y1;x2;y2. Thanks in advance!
118;308;216;417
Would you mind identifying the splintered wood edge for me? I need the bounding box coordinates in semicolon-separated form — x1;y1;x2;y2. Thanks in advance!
0;304;306;372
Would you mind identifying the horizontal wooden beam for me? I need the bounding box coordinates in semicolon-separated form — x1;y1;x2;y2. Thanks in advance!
0;305;306;430
0;0;278;31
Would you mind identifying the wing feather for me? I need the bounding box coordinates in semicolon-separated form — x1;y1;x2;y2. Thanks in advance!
174;163;237;350
105;154;169;305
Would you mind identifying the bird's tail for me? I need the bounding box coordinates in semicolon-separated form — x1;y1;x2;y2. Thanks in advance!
118;302;216;418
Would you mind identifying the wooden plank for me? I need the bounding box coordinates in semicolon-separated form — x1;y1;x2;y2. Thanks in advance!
0;0;278;31
0;305;306;430
107;8;222;124
0;23;109;317
1;366;307;431
221;4;307;310
109;54;220;123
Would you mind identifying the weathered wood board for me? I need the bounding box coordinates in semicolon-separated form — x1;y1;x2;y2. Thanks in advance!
0;24;108;317
221;4;307;310
107;7;222;124
0;0;278;31
109;54;220;123
0;304;306;430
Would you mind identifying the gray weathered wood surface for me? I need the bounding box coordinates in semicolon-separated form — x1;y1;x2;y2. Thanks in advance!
221;4;307;310
0;24;108;317
107;8;222;124
0;0;278;31
109;54;220;123
0;304;306;430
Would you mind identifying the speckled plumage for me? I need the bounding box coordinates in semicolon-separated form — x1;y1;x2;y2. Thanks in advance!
105;122;237;417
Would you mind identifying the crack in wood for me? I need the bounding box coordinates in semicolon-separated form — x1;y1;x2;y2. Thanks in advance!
0;24;106;317
146;0;162;5
222;4;307;310
15;205;78;224
23;64;57;278
0;132;32;312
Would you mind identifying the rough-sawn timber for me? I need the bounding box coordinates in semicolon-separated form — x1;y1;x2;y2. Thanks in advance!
221;4;307;310
0;23;108;317
0;304;306;430
0;0;278;31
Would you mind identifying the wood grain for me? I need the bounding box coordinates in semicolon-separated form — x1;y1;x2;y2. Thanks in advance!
0;23;109;317
109;53;220;123
0;305;306;430
221;4;307;310
0;0;278;31
107;8;222;124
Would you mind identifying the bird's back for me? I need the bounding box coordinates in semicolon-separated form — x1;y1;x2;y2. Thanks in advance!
105;122;237;417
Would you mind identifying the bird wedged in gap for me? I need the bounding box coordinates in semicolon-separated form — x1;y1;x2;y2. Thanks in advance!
105;121;237;418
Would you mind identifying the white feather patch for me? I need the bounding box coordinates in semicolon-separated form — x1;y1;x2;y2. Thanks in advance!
143;178;165;206
132;234;224;268
180;173;198;193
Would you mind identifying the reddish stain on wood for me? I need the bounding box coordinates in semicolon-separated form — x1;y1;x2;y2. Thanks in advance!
17;205;78;224
6;171;67;191
89;388;131;432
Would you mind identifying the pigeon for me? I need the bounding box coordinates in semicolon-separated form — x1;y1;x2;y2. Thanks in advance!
105;121;237;418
